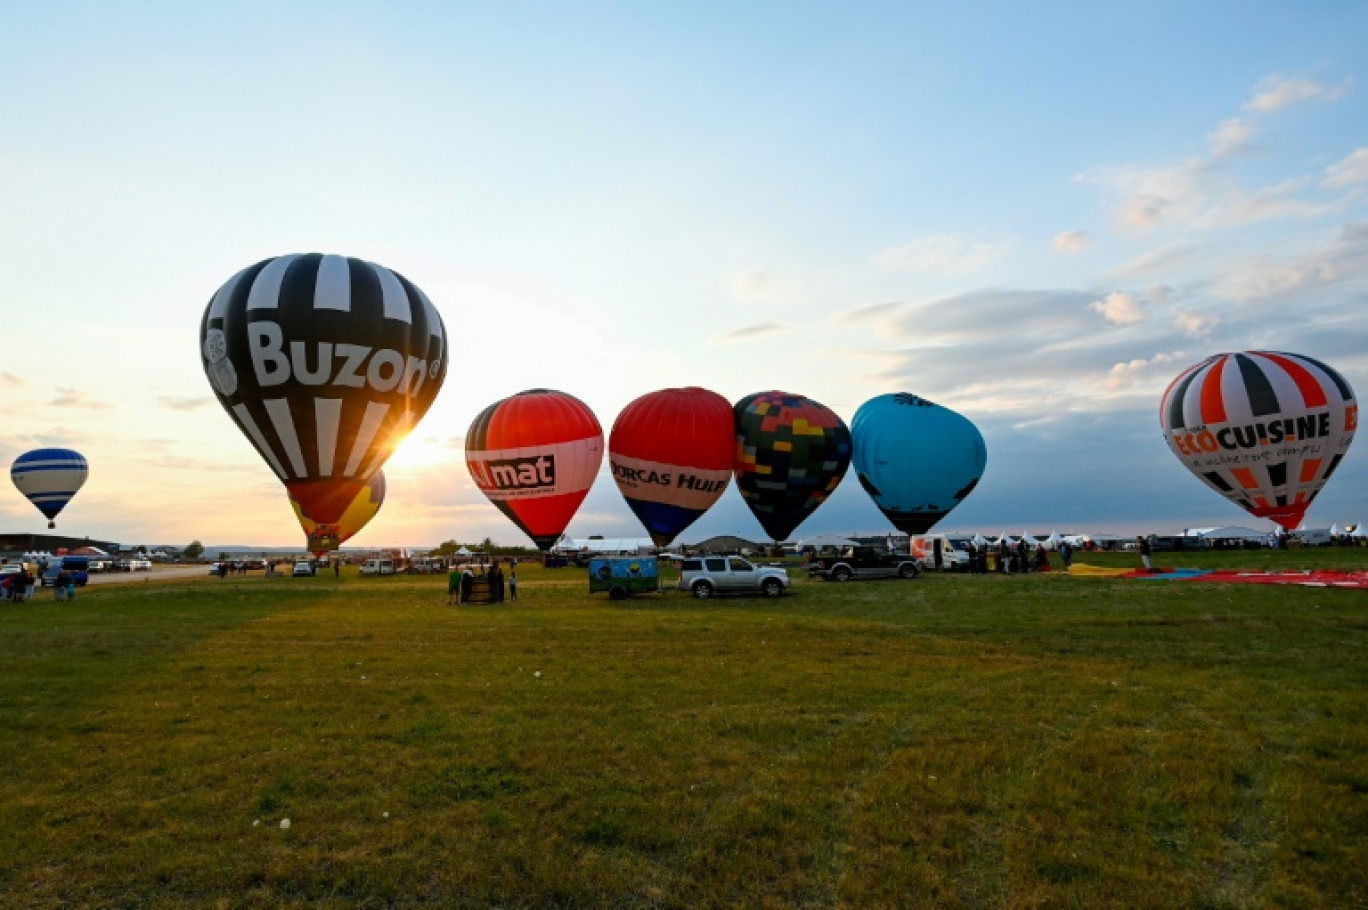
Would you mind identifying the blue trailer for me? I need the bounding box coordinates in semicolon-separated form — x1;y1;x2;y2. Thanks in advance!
587;556;660;599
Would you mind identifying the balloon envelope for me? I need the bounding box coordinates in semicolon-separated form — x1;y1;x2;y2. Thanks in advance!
850;393;987;534
291;470;386;557
466;389;603;550
734;391;851;542
1160;351;1357;530
199;253;447;526
609;386;734;547
12;448;88;529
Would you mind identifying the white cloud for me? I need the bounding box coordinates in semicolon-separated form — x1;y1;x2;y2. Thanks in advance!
1323;147;1368;189
1211;221;1368;303
1104;352;1187;392
729;269;773;303
1090;291;1145;325
1146;284;1175;306
1174;310;1219;337
1244;75;1349;113
1207;117;1255;159
1050;230;1089;254
715;322;790;342
874;234;1006;274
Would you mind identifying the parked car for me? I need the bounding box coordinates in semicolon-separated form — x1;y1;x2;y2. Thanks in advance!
806;545;920;581
676;556;789;599
291;560;316;577
41;556;91;587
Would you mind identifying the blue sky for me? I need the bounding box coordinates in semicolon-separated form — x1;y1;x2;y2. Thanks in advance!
2;2;1367;547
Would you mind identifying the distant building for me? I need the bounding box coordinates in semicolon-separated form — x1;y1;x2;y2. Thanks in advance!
0;532;123;558
686;535;763;555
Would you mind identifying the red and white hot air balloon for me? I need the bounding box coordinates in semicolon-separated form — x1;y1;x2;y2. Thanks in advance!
609;387;734;547
465;389;603;550
1160;351;1357;529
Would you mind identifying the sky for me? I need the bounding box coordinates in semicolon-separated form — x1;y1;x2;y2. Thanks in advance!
2;1;1367;549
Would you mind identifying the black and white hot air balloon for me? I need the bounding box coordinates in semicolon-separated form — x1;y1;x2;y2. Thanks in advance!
199;253;448;526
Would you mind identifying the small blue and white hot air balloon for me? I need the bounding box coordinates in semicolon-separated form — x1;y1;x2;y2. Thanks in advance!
11;448;88;529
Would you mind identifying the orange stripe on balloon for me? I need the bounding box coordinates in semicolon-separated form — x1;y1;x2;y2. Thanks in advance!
1231;467;1259;489
1199;356;1227;424
1300;459;1322;483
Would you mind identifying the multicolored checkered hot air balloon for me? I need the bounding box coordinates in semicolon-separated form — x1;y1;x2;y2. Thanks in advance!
734;391;851;542
466;389;604;550
851;393;987;534
11;448;88;529
290;470;386;558
1160;351;1357;530
609;386;734;547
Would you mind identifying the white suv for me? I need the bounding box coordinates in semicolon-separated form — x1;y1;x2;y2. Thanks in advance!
676;556;790;599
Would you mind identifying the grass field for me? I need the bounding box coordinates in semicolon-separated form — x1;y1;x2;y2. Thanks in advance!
1;552;1365;908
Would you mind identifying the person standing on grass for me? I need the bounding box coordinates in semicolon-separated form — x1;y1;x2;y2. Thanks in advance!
1138;536;1153;571
1059;540;1073;571
460;565;475;605
508;566;518;601
447;564;462;605
54;568;70;602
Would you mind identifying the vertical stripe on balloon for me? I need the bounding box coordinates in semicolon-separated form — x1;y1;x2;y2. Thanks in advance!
345;402;392;476
264;398;308;478
314;398;342;476
232;404;288;480
313;255;353;312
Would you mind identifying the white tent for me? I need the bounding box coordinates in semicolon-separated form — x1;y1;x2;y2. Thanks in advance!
798;534;861;550
1192;526;1269;542
1044;532;1063;550
455;546;472;556
1330;523;1344;537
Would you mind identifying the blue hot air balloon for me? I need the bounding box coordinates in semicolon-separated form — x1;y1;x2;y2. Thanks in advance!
850;393;986;534
11;448;89;529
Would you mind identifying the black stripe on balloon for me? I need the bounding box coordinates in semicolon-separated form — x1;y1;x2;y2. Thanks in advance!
1235;353;1280;417
1274;351;1354;401
1203;471;1233;492
1167;367;1201;430
465;401;500;451
1276;494;1288;507
1325;453;1344;479
1268;462;1287;487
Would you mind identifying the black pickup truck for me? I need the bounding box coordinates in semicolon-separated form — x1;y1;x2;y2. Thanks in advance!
806;545;921;582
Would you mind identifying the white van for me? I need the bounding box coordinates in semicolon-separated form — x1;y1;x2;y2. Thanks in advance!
909;535;973;571
360;558;396;576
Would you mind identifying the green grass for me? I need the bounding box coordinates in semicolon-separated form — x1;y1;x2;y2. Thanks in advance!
0;556;1365;908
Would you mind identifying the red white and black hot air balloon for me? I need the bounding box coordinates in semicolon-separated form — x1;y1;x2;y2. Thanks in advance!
609;387;734;547
199;254;447;528
1160;351;1357;530
466;389;603;550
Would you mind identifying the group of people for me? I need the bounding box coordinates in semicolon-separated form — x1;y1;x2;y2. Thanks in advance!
956;539;1061;574
447;559;518;605
0;567;36;601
